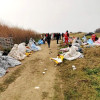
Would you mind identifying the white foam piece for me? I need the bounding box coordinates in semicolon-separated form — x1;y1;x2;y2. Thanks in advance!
44;68;47;71
42;72;46;74
34;87;40;89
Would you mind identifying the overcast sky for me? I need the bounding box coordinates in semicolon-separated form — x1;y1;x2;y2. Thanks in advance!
0;0;100;33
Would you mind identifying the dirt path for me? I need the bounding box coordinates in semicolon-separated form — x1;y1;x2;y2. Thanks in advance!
0;40;59;100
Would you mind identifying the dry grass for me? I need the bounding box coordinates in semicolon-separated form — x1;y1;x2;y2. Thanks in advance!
70;32;100;39
42;92;49;100
54;33;100;100
55;47;100;100
0;23;41;44
86;33;100;39
70;33;85;38
95;33;100;37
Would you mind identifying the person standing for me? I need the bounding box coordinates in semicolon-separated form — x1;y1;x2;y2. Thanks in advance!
46;33;51;48
56;33;59;44
92;33;96;42
64;30;69;44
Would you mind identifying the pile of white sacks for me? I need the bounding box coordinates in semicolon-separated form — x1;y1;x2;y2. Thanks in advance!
61;37;84;60
63;45;83;60
0;38;41;77
8;38;41;60
61;36;100;61
8;43;27;60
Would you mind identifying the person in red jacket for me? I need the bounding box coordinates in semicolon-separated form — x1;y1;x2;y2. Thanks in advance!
64;30;69;43
92;33;96;42
46;33;48;38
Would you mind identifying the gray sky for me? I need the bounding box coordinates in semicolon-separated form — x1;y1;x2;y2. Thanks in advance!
0;0;100;33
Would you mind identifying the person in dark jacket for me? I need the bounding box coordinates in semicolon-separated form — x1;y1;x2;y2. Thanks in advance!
95;36;98;41
46;33;51;48
56;33;60;44
59;33;61;40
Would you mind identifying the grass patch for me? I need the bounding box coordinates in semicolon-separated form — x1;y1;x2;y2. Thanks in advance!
54;38;100;100
96;88;100;97
42;92;49;100
64;89;80;100
83;67;100;99
83;67;100;75
58;51;63;54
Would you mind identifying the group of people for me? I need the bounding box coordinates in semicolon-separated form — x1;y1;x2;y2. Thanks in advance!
41;30;70;48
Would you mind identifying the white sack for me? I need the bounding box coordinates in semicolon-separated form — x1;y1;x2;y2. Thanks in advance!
8;44;26;60
18;43;26;54
64;46;83;60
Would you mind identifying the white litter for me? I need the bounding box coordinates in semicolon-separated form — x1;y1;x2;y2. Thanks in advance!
44;68;47;71
34;87;40;89
42;72;46;74
72;65;76;70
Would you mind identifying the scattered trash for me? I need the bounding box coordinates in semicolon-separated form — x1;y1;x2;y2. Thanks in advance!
38;39;44;45
34;87;40;89
50;54;64;64
42;72;46;74
72;65;76;70
25;52;31;56
44;68;47;71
